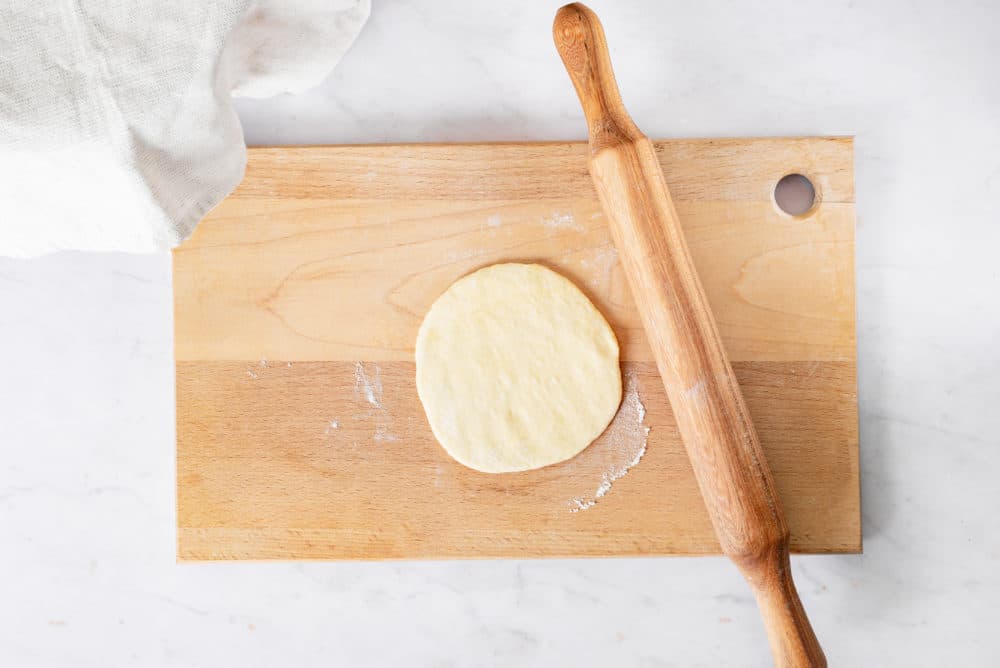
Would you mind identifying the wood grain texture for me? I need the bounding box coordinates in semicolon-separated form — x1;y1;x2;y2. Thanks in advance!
177;361;858;559
174;139;857;561
554;4;826;665
174;157;854;364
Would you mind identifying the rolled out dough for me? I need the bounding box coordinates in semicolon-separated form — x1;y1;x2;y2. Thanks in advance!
415;263;622;473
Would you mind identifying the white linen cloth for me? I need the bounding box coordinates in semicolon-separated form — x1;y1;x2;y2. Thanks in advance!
0;0;370;257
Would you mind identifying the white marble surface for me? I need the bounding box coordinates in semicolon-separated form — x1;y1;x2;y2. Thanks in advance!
2;0;998;665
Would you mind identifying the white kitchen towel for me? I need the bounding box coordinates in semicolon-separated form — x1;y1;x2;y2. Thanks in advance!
0;0;370;257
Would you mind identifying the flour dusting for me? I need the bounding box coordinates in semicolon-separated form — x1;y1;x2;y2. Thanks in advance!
324;420;340;435
486;214;502;228
352;362;398;443
579;246;619;289
568;369;650;512
355;362;383;409
541;210;584;231
374;425;399;442
591;246;618;289
246;358;290;378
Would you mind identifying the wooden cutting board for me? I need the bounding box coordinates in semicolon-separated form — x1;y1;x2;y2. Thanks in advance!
174;138;859;561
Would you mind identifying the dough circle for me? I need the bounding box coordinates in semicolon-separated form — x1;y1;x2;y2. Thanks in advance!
415;263;622;473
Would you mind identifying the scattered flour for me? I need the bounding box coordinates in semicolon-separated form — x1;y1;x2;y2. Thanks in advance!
374;425;399;442
588;245;618;289
541;210;584;232
569;369;650;512
354;362;382;409
245;358;290;378
486;214;502;228
353;362;398;442
324;420;340;435
577;246;619;289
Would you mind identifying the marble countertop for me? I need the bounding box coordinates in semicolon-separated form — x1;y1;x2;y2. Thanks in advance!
2;1;998;665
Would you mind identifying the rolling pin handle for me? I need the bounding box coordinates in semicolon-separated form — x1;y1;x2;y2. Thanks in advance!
553;3;643;152
739;543;828;668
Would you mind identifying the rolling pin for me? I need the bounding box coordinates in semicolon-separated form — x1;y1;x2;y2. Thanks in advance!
552;4;826;667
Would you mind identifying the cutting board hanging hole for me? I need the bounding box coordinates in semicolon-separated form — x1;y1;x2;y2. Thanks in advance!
773;173;818;217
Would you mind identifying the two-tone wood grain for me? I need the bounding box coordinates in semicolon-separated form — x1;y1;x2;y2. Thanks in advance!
174;132;857;572
174;135;858;563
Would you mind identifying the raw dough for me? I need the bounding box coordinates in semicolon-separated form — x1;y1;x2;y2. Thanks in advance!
415;263;622;473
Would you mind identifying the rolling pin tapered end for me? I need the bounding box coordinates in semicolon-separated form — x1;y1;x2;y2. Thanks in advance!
553;3;641;152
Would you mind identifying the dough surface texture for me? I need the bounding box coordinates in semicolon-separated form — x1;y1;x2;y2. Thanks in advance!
415;263;622;473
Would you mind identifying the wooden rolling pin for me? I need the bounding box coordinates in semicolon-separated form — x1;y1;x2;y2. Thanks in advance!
553;4;826;667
